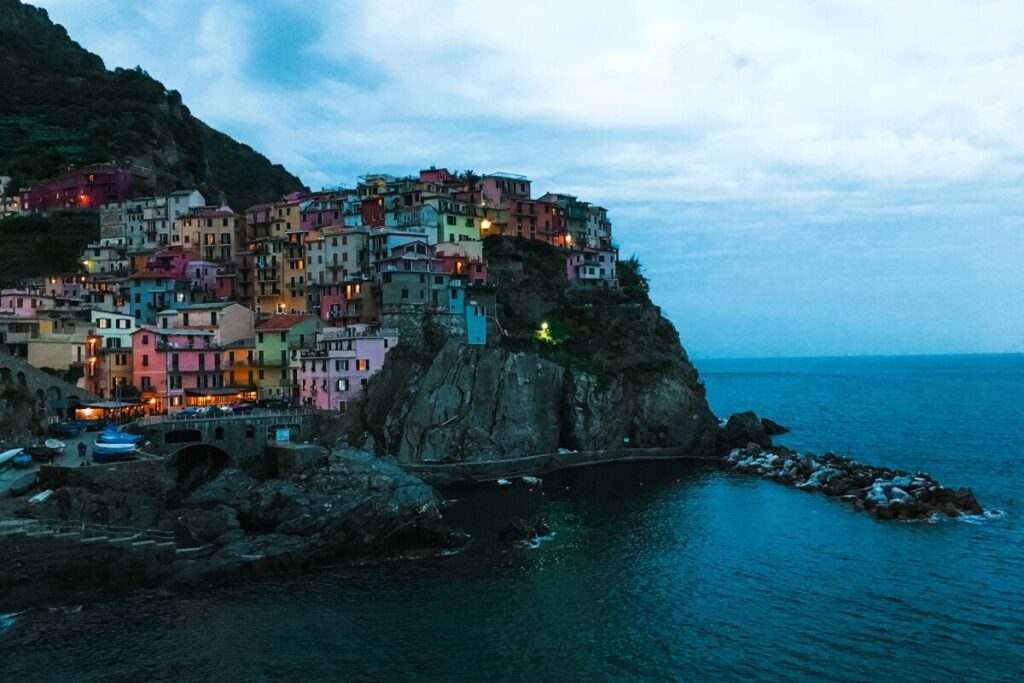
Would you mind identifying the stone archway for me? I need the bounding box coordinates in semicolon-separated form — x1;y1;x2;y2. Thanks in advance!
0;367;11;385
169;443;231;496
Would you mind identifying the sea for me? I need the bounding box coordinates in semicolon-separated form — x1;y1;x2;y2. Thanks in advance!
2;354;1022;682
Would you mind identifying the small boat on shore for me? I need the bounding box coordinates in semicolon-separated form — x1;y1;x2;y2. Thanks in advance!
496;478;512;487
12;452;33;468
45;438;66;454
9;472;37;497
97;429;145;446
49;421;81;438
93;443;138;462
0;448;24;467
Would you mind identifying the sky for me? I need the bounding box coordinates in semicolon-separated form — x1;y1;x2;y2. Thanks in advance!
38;0;1024;358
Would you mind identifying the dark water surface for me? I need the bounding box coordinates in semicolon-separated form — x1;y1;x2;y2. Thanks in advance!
3;354;1023;682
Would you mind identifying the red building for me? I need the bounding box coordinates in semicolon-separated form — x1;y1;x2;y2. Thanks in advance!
20;162;156;213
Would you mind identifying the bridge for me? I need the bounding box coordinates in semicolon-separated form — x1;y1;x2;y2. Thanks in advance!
130;409;322;472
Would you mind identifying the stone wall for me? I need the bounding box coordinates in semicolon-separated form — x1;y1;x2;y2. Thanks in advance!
0;524;179;608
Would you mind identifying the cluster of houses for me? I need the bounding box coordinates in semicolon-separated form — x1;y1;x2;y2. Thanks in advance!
1;164;619;417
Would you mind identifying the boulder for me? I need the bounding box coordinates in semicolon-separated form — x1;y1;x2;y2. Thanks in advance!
761;418;790;435
718;411;772;452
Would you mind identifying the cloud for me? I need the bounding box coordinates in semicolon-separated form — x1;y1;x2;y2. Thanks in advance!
36;0;1024;356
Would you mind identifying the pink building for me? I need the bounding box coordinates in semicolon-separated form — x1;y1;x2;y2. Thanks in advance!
146;248;192;277
419;167;451;184
132;326;226;412
20;162;156;213
297;325;398;410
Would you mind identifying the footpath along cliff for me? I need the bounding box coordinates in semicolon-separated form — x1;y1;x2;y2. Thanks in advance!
359;236;720;465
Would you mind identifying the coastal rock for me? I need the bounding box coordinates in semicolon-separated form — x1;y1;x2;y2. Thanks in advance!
723;443;984;521
498;518;551;544
1;447;465;606
719;411;773;452
761;418;790;435
355;236;720;471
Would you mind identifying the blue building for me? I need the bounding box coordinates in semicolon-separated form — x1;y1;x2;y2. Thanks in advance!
466;301;486;346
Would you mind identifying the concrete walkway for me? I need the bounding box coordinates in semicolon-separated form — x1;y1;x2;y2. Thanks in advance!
0;429;116;496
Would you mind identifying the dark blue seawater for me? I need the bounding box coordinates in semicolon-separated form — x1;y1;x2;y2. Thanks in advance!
2;354;1022;682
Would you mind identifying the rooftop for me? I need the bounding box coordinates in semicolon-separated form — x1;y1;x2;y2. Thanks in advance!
256;314;314;331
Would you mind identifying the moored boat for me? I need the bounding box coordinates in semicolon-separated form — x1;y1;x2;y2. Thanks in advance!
44;438;66;454
97;430;145;445
12;452;33;468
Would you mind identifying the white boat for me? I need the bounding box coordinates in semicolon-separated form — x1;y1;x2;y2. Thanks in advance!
44;438;66;454
93;441;137;453
28;489;54;504
0;448;24;467
496;478;512;487
522;476;543;486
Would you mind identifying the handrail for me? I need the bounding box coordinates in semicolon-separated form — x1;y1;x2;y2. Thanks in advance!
0;516;175;541
134;408;319;426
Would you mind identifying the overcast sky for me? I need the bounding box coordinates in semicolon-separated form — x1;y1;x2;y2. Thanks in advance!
40;0;1024;357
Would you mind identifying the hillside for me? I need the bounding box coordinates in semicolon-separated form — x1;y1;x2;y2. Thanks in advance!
0;211;99;284
0;0;305;210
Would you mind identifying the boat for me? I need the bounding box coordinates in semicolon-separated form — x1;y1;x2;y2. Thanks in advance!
12;452;33;468
9;472;36;497
496;478;512;487
96;430;145;445
27;444;53;460
44;438;66;455
0;448;24;467
93;441;137;454
28;489;54;505
74;418;105;432
522;476;543;486
49;421;81;438
92;443;138;462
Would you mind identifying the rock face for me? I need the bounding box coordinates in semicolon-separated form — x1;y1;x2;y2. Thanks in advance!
723;443;985;520
363;339;717;463
359;237;720;465
2;447;464;604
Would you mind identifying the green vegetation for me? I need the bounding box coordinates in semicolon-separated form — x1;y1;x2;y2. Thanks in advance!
0;0;305;210
483;236;697;389
0;212;98;283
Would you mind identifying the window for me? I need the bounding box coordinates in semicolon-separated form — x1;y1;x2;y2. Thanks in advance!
258;333;264;343
142;354;149;367
97;318;110;328
280;332;286;342
401;288;409;299
356;359;369;372
141;335;149;345
446;215;456;226
337;379;349;391
141;376;151;389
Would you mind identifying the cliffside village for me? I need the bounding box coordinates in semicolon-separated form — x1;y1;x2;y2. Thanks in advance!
1;163;619;419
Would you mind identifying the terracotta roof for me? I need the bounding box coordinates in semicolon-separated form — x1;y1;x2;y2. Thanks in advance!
256;314;314;331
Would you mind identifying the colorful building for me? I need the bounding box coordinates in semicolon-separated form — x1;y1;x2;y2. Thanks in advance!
253;314;323;400
20;162;156;213
297;325;398;410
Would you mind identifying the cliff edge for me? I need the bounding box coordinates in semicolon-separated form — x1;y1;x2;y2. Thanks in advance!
360;236;719;464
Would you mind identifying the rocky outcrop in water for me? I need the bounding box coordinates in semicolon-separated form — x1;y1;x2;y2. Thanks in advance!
0;446;464;606
724;443;985;520
358;237;720;466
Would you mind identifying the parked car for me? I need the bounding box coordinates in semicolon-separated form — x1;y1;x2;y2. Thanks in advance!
230;401;255;413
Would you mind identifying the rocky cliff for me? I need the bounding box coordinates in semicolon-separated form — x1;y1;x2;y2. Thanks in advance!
360;237;719;464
